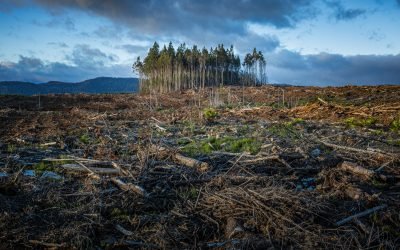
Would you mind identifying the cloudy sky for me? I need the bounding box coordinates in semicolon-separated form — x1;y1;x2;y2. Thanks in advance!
0;0;399;85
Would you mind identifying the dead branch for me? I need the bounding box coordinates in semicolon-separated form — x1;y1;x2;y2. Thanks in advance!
335;204;387;226
115;224;133;236
61;164;120;175
111;177;147;196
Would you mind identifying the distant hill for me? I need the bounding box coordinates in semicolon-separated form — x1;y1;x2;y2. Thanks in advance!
0;77;139;95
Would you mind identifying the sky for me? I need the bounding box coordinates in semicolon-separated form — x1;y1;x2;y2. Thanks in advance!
0;0;400;86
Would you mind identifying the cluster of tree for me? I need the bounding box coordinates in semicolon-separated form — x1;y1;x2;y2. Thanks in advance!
133;42;267;93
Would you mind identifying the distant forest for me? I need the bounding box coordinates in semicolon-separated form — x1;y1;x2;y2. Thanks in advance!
133;42;267;93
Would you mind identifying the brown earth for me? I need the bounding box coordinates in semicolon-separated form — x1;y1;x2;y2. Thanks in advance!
0;85;399;249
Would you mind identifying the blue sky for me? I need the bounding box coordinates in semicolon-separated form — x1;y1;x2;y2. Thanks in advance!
0;0;399;85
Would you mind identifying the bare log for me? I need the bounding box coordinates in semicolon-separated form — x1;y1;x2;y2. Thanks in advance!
111;177;147;196
150;144;210;172
174;153;209;172
335;204;387;226
61;164;120;175
339;161;374;179
76;162;101;180
339;161;386;181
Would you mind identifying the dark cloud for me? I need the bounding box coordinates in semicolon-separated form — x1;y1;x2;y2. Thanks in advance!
67;44;119;68
325;1;366;21
0;45;129;83
116;44;148;54
31;0;316;35
268;50;400;85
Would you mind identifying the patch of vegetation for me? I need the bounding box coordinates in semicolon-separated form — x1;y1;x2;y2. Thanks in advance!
7;144;16;153
179;187;199;200
33;161;57;174
79;133;90;144
110;208;129;221
285;118;304;126
268;122;300;139
390;117;400;132
344;117;377;128
203;108;218;122
182;136;261;156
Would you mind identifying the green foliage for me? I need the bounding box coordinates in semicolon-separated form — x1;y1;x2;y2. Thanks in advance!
268;122;300;139
285;118;304;126
34;161;56;174
203;108;218;122
7;144;16;153
79;134;90;144
344;117;377;128
110;208;129;221
182;136;261;156
390;117;400;132
179;187;199;200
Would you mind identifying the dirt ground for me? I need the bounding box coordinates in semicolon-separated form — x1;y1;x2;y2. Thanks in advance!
0;85;400;249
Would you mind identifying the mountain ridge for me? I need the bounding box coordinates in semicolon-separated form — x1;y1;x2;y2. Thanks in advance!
0;77;139;95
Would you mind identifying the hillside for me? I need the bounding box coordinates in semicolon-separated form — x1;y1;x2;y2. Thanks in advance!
0;77;139;95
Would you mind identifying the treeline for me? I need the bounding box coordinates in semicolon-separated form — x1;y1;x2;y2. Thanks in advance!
133;42;267;93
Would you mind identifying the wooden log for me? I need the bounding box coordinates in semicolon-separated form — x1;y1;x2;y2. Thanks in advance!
150;144;210;172
111;177;147;196
61;164;120;175
174;153;209;172
76;162;101;180
339;161;386;181
339;161;374;179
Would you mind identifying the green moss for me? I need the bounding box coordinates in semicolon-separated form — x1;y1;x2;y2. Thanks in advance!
182;136;261;156
344;117;377;128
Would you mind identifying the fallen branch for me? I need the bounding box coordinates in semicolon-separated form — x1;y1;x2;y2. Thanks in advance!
339;161;387;181
339;161;374;179
111;177;147;196
239;155;292;168
335;204;387;226
76;161;101;180
115;224;133;236
61;164;120;175
151;144;210;172
173;153;209;172
318;140;395;158
28;240;65;248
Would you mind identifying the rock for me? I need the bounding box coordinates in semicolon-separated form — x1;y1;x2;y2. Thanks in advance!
23;170;36;177
41;171;63;180
311;148;321;157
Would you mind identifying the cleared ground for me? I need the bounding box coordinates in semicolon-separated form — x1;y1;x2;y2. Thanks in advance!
0;85;400;249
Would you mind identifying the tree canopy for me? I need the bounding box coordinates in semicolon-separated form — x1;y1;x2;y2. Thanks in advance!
133;42;267;93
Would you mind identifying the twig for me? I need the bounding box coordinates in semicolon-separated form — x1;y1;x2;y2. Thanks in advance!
335;204;387;226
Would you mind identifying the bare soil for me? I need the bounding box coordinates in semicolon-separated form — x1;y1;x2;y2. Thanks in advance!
0;85;399;249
